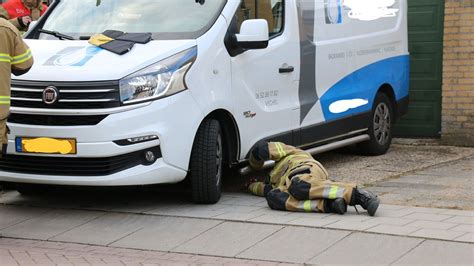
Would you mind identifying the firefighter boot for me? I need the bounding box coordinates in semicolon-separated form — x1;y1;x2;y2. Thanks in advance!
324;198;347;215
351;188;380;216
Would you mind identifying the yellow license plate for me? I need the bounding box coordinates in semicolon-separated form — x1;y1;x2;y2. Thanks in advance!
15;137;77;155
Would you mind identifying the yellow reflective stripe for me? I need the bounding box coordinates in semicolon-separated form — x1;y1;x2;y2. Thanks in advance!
0;96;11;105
0;56;11;63
277;143;287;157
329;186;339;199
11;55;32;65
303;200;312;212
11;49;31;60
275;143;286;159
11;50;32;65
252;184;259;195
274;143;283;158
0;53;10;60
281;144;287;157
275;143;282;157
249;183;257;195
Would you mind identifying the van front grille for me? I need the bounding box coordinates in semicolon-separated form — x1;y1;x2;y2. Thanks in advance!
11;80;121;109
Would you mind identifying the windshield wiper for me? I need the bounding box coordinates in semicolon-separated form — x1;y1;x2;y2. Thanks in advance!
38;29;75;40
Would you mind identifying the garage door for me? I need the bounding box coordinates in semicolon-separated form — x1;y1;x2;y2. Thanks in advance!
394;0;444;137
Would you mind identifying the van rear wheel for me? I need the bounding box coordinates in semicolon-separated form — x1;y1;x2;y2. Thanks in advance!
358;93;394;155
189;119;223;204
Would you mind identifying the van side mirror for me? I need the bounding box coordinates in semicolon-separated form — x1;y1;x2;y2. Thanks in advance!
235;19;269;49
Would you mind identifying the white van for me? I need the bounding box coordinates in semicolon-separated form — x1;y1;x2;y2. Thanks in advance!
1;0;409;203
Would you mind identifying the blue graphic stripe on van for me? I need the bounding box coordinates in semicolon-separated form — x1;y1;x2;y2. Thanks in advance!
72;46;102;66
336;2;342;23
44;46;102;67
319;55;410;122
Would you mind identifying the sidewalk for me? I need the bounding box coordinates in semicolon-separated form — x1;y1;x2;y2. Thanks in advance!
0;228;471;265
0;143;472;264
0;196;472;265
0;238;287;265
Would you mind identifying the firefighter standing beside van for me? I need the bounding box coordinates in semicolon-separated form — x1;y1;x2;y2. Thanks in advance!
0;18;33;156
247;141;381;216
0;0;48;31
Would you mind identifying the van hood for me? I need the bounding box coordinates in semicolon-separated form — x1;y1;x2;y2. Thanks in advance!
15;40;197;82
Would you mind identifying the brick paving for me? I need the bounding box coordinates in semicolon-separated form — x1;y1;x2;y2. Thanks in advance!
0;202;472;264
0;145;472;264
0;238;289;265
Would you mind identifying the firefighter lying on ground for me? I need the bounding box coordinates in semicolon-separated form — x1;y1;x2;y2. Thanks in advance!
0;0;48;31
246;141;380;216
0;18;34;156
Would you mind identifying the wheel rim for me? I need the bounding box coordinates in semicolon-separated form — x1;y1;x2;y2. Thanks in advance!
216;134;223;187
373;102;391;145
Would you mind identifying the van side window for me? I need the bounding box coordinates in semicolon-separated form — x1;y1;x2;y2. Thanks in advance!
237;0;284;37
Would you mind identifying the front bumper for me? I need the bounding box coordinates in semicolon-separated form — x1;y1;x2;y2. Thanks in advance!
0;158;187;186
0;91;203;186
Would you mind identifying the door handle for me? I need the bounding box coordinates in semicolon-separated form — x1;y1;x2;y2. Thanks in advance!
279;66;295;73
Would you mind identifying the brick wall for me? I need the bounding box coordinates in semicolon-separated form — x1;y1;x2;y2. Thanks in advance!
442;0;474;146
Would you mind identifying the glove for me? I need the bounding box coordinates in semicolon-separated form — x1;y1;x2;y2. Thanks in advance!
18;16;32;28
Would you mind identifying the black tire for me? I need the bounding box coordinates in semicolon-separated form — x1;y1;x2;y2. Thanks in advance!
189;119;223;204
357;93;394;155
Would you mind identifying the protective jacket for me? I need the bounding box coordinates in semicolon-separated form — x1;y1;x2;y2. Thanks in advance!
0;18;34;156
248;142;356;213
0;0;47;31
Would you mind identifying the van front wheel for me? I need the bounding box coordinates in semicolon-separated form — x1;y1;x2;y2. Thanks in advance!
358;93;394;155
189;119;223;204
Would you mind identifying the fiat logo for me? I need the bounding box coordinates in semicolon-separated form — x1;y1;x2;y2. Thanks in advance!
43;86;59;105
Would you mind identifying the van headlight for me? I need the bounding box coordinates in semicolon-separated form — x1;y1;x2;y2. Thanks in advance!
119;47;197;105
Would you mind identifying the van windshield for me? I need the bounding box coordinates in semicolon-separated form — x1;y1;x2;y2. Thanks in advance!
38;0;226;40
